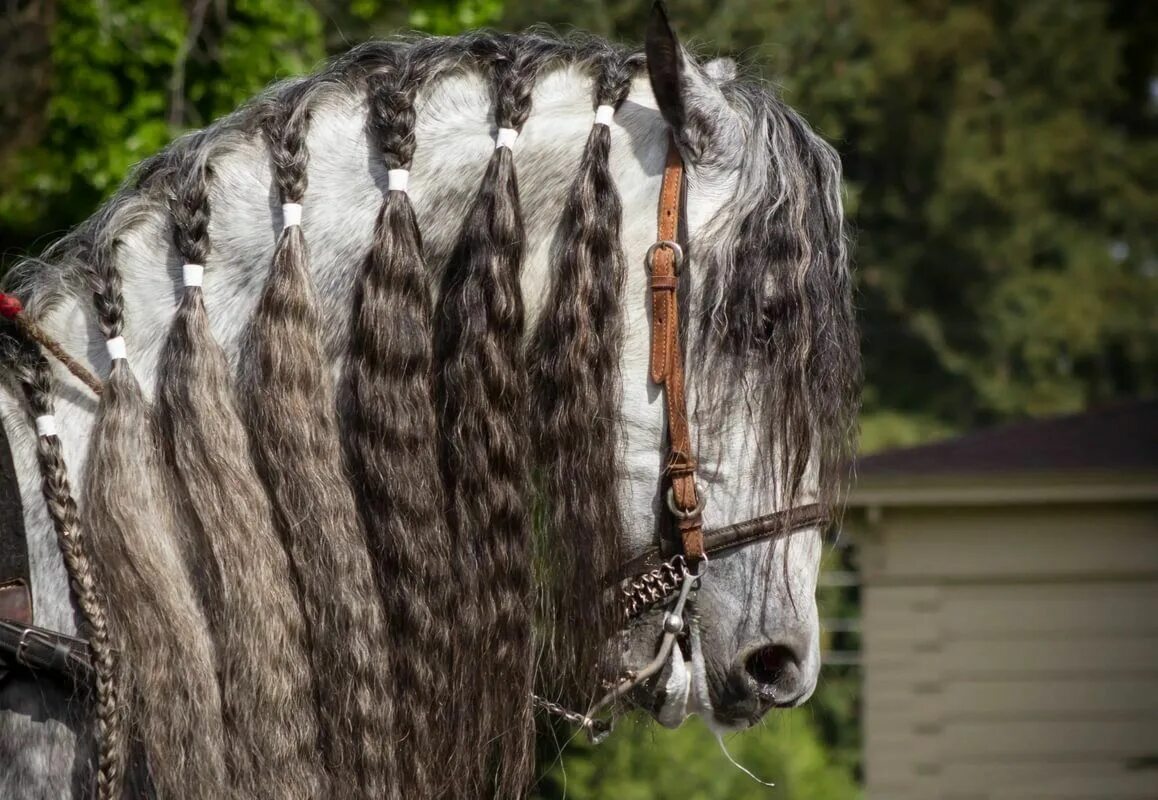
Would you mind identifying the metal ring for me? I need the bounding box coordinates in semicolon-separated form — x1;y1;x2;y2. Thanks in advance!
587;717;614;745
645;240;684;273
666;486;705;519
685;554;709;581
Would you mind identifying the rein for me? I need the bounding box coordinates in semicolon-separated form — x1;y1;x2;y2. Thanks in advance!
532;137;828;741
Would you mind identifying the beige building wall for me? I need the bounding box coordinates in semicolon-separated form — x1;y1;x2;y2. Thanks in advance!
848;491;1158;800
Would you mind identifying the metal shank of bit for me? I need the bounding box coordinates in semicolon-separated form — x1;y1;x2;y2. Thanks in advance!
581;557;706;739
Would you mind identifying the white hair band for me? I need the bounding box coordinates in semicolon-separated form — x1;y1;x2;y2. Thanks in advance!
35;415;57;438
387;169;410;193
282;203;303;229
495;127;519;150
183;263;204;287
106;336;127;362
594;105;615;127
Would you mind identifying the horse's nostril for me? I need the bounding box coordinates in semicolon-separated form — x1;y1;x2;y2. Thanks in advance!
745;643;801;690
715;641;814;721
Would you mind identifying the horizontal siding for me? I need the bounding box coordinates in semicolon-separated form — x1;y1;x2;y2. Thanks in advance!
863;571;1158;800
866;677;1158;718
871;763;1158;800
868;717;1158;799
865;632;1158;675
941;761;1158;799
972;719;1157;760
869;718;1157;760
857;504;1158;582
868;582;1158;637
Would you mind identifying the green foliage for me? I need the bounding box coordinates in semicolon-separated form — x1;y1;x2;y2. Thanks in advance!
408;0;503;34
320;0;502;49
0;0;323;258
504;0;1158;430
532;714;860;800
2;0;183;232
859;409;957;455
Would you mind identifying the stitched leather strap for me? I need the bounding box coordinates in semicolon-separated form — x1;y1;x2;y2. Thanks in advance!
700;503;828;555
649;140;704;560
649;145;683;384
617;504;829;581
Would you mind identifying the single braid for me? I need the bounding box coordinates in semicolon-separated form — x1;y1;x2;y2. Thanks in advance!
528;49;640;705
342;61;458;797
16;353;125;800
82;227;227;799
158;152;326;799
241;85;396;800
434;38;551;798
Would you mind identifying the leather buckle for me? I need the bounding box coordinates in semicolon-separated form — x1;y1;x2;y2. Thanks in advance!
666;486;705;520
645;240;684;273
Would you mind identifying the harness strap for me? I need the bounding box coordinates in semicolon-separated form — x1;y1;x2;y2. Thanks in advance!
0;618;93;684
649;139;704;560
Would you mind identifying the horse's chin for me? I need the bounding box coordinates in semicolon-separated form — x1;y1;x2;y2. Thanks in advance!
689;622;753;734
623;613;693;728
647;621;753;734
653;644;691;728
621;603;754;732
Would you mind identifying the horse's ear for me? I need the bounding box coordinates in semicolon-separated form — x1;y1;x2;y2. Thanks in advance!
645;1;741;165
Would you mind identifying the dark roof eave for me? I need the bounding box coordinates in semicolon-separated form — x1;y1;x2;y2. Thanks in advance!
854;398;1158;479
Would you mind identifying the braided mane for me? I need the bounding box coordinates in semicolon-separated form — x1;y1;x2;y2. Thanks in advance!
2;27;856;800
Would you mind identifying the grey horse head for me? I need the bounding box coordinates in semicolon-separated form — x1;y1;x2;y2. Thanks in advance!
610;5;856;732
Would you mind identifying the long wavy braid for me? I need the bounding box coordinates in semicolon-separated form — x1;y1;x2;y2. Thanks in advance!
341;61;459;797
240;84;396;800
14;351;125;800
82;222;227;799
527;48;639;705
434;38;553;797
158;150;326;800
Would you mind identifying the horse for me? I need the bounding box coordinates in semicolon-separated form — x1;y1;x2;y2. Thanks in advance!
0;5;857;798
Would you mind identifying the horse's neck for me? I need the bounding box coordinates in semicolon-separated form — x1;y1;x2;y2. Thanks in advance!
26;65;684;582
48;67;671;381
11;60;771;640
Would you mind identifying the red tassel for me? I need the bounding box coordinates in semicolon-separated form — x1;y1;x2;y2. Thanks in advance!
0;293;24;320
0;292;102;395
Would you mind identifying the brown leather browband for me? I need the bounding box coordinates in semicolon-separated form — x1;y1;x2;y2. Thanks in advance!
649;139;705;560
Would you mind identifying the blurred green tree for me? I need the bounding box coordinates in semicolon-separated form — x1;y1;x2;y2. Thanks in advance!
0;0;499;262
504;0;1158;439
6;2;1152;432
0;0;326;255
